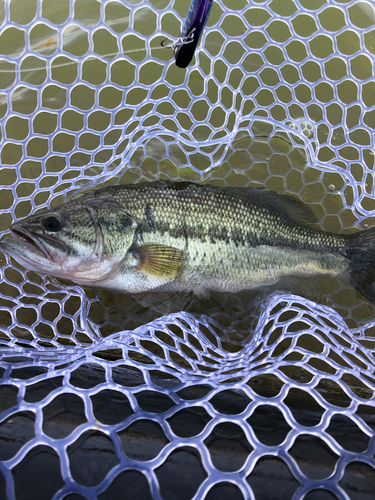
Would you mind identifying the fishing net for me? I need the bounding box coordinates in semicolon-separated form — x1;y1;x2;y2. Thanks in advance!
1;0;375;498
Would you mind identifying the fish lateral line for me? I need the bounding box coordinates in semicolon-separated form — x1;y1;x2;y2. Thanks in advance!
3;180;375;305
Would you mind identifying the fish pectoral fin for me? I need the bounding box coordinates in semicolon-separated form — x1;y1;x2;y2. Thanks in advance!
134;244;184;279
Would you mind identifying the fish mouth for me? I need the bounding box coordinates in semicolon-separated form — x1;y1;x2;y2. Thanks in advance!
10;227;53;260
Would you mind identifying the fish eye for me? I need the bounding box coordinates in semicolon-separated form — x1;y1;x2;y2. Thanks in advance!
42;214;63;232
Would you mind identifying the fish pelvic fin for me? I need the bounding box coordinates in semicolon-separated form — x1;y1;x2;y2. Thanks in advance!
134;244;185;279
346;227;375;303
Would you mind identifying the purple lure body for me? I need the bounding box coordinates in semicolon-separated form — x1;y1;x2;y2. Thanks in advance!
174;0;213;68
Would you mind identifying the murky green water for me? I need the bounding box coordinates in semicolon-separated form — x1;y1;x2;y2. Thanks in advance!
1;0;375;346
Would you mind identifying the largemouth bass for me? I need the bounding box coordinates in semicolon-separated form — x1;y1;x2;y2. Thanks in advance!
1;181;375;302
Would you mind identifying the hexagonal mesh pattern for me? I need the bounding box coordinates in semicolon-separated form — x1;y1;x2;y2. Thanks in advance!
1;0;375;499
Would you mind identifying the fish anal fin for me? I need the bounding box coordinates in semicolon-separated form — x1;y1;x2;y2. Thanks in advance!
135;244;184;279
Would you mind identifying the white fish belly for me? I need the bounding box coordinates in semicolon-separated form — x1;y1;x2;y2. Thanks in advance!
181;243;349;294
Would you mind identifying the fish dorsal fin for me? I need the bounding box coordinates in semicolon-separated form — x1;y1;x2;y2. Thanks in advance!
134;244;185;279
245;187;318;226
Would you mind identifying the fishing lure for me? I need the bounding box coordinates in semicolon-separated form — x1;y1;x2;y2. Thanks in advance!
162;0;213;68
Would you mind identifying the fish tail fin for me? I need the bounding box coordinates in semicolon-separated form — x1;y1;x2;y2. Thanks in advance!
347;227;375;303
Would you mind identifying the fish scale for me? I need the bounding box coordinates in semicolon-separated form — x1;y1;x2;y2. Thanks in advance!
94;181;347;251
2;180;375;300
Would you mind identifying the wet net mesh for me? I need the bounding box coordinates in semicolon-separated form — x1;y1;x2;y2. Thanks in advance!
1;0;375;499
